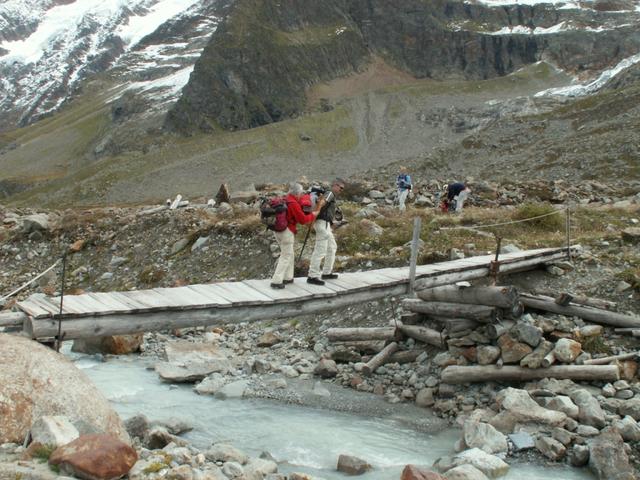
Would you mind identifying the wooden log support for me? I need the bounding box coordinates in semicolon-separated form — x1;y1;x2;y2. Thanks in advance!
402;298;501;323
362;342;399;376
521;294;640;328
416;285;520;309
583;352;640;365
327;327;399;342
387;349;426;365
399;325;447;349
0;311;28;328
441;364;620;384
431;317;481;333
332;340;386;354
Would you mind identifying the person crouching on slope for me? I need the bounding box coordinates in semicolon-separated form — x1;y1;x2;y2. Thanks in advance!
307;178;345;286
271;183;325;289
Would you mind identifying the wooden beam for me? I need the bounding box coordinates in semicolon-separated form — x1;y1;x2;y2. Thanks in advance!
521;293;640;328
441;365;619;384
0;311;28;328
25;284;409;339
399;325;447;348
402;298;501;323
416;285;520;309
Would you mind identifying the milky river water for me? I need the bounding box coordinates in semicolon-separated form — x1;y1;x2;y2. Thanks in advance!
72;351;594;480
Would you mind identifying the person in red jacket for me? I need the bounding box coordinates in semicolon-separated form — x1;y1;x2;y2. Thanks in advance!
271;183;325;289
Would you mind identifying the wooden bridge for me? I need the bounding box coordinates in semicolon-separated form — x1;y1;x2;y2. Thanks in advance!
0;247;569;341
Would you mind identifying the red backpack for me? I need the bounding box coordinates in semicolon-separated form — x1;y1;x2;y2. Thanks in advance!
260;197;288;231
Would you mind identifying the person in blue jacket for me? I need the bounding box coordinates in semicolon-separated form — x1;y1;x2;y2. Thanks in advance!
396;166;412;211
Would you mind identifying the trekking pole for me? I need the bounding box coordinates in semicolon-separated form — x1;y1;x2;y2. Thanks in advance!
296;225;312;266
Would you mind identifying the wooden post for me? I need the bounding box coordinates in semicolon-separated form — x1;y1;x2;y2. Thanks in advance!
416;285;520;309
399;325;447;348
565;204;571;261
408;217;422;295
402;298;501;323
490;237;502;286
327;327;399;342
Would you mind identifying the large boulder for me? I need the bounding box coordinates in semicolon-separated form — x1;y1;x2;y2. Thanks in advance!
401;465;445;480
0;334;128;444
462;421;507;454
569;389;606;428
49;434;137;480
336;454;372;475
155;341;231;382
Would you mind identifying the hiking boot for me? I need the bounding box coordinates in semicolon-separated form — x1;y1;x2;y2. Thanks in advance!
270;283;285;289
283;279;294;284
321;273;338;280
307;277;325;286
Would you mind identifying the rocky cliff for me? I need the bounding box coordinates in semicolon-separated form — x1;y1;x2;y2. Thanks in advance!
167;0;640;134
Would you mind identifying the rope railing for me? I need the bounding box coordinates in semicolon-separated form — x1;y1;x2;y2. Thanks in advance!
0;259;60;302
438;207;566;231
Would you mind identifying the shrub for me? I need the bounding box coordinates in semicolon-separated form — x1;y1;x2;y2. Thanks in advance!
513;203;564;230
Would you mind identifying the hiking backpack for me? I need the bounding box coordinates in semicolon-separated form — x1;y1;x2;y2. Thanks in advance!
260;197;288;231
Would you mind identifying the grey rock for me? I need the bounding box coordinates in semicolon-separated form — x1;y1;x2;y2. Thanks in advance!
507;432;534;452
452;448;509;478
444;464;489;480
222;462;244;478
30;416;79;448
476;346;501;366
553;338;582;363
195;373;226;395
463;421;508;454
496;388;567;426
244;458;278;480
511;323;542;348
618;398;640;420
336;454;372;475
541;395;579;419
569;445;590;467
124;414;150;441
588;429;636;480
576;425;599;437
215;380;249;400
535;436;566;461
570;389;606;428
205;444;249;465
415;388;435;408
613;416;640;442
314;358;338;378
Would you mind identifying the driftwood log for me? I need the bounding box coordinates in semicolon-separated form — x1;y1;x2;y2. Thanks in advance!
441;365;619;384
521;294;640;328
362;342;399;376
399;325;447;349
327;327;399;342
537;290;618;311
402;299;501;323
583;352;640;365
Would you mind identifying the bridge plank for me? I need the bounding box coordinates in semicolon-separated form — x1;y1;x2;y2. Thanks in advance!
203;282;273;305
86;293;135;314
242;280;302;301
108;292;153;313
17;298;53;319
187;285;233;306
123;290;175;310
56;295;110;316
291;280;339;297
152;287;219;309
27;295;63;316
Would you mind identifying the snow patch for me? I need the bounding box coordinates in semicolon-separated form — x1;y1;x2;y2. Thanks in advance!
123;65;194;99
470;0;586;7
486;21;614;35
535;51;640;97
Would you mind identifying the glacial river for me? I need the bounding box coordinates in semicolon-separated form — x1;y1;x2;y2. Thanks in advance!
72;351;594;480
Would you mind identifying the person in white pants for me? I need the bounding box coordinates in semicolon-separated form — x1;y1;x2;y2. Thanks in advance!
396;166;412;211
271;183;324;289
308;179;345;285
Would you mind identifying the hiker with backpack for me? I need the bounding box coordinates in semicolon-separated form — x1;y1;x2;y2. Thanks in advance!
396;166;412;211
443;182;471;213
307;178;345;286
268;183;325;289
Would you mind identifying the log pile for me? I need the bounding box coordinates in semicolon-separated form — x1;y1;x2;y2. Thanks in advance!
323;282;639;382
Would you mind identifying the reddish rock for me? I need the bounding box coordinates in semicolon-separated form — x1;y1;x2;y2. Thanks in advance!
336;454;372;475
621;360;638;381
400;465;445;480
49;434;137;480
497;334;532;364
350;376;364;388
72;335;143;355
69;239;86;253
461;347;477;363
